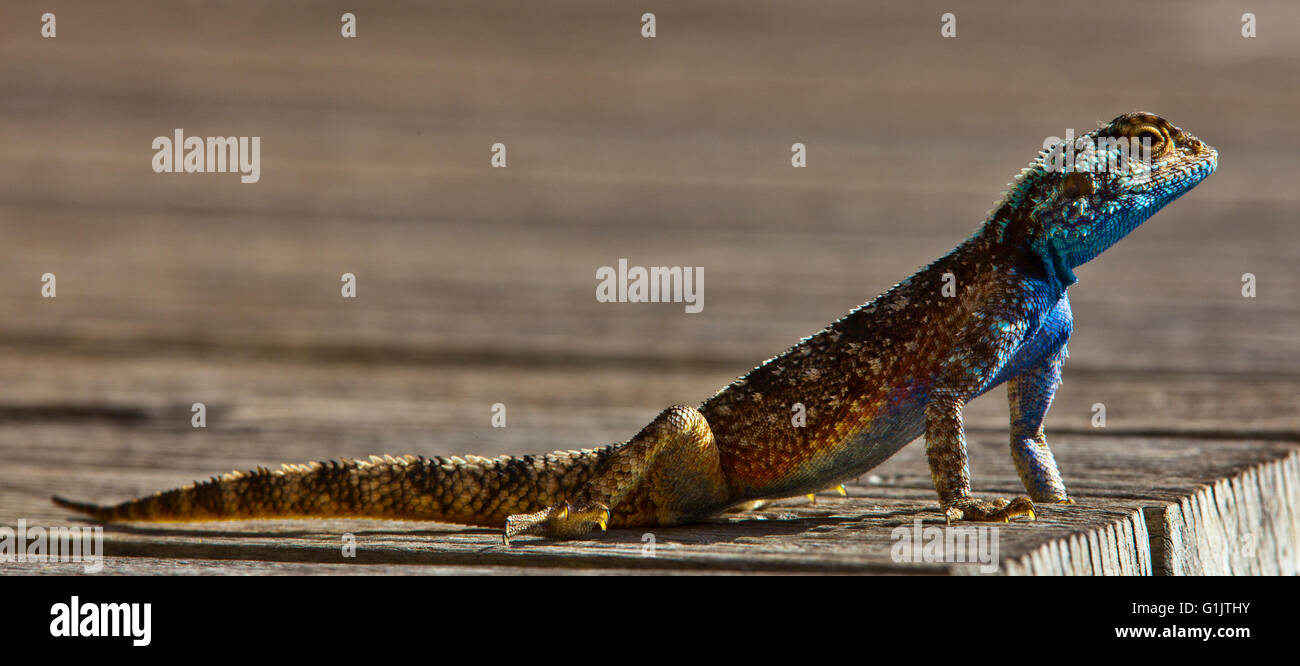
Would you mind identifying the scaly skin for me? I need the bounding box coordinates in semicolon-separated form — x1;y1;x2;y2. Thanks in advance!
54;112;1217;541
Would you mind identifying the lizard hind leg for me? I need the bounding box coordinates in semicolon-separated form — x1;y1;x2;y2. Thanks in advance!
503;405;731;542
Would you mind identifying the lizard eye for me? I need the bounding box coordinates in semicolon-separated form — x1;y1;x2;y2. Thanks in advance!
1129;126;1167;156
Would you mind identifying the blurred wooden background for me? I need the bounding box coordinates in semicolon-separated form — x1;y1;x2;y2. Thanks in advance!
0;0;1297;574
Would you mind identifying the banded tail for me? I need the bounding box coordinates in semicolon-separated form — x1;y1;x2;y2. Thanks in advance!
52;449;610;526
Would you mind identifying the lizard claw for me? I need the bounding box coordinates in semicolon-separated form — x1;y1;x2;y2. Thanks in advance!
807;485;848;504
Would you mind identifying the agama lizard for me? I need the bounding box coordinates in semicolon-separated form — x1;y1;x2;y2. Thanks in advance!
53;112;1218;542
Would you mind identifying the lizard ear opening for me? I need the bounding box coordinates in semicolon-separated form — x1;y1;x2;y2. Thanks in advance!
1060;171;1095;199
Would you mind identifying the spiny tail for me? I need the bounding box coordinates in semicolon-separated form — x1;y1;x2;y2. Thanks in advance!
52;449;611;527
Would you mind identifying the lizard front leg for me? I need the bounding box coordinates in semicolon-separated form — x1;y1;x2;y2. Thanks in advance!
923;288;1044;523
926;389;1036;522
504;405;730;542
1007;347;1073;504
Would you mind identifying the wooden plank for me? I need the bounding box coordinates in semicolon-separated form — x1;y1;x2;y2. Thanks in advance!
1144;452;1300;575
7;442;1295;575
1;351;1295;573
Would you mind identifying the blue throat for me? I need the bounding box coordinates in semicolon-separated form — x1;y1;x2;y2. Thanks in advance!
1040;242;1078;291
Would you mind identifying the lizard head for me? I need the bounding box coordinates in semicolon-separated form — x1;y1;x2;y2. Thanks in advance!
994;112;1217;287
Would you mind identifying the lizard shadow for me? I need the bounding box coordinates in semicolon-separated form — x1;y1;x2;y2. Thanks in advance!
498;503;940;550
61;503;940;544
57;516;495;541
59;504;944;568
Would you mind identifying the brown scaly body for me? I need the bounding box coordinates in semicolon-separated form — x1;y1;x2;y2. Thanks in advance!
54;113;1217;541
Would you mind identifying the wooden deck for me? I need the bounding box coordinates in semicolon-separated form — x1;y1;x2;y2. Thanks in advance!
1;0;1298;574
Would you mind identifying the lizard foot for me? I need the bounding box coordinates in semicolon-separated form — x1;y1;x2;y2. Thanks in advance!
943;496;1036;523
503;501;609;544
